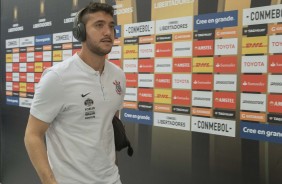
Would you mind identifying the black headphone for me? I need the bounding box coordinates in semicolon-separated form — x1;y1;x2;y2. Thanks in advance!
72;7;117;42
72;8;87;42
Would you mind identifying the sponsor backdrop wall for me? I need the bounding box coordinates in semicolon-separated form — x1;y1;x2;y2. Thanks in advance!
1;0;282;184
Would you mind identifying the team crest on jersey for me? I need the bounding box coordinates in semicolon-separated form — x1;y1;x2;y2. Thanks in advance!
113;80;122;95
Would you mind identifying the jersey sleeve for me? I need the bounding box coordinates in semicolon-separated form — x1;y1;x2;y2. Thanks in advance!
30;70;65;123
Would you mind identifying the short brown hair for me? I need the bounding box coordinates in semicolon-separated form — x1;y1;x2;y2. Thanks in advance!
79;2;114;24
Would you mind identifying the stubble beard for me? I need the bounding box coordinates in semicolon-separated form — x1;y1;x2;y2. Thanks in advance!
87;41;112;56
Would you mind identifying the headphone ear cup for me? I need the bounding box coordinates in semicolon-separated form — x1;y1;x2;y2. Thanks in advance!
77;23;86;42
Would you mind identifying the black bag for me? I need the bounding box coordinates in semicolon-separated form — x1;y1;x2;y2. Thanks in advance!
112;116;133;156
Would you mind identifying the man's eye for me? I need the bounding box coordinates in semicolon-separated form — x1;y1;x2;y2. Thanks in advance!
95;23;104;28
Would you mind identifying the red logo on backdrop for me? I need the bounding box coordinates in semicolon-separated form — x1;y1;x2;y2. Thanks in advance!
27;83;35;93
27;63;35;72
155;43;172;57
13;82;19;91
155;74;172;88
192;74;213;90
34;73;42;83
172;90;191;106
72;49;81;55
268;94;282;113
269;55;282;73
138;59;154;73
43;62;52;71
109;60;121;68
20;53;27;62
138;88;154;102
20;73;27;82
6;73;13;82
125;73;138;87
12;63;19;72
214;92;236;109
35;52;43;62
173;58;191;73
241;75;267;93
214;56;237;73
193;40;214;56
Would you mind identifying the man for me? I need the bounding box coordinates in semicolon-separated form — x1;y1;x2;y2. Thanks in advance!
24;2;125;184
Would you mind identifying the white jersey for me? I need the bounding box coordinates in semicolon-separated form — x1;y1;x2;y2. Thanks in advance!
30;53;126;184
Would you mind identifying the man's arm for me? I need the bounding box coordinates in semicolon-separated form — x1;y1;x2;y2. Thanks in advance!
24;115;57;184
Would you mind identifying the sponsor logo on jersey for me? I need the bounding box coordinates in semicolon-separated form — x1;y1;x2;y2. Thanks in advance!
173;58;191;73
